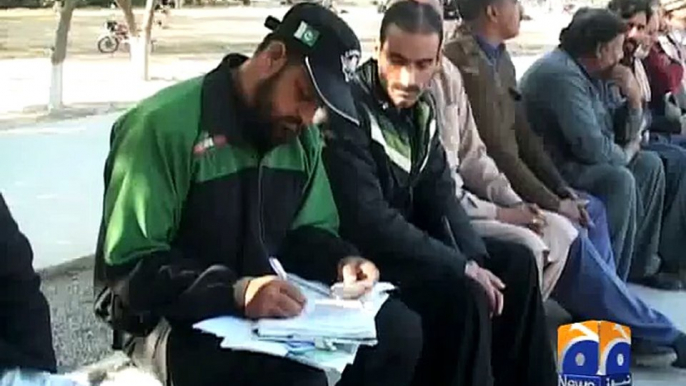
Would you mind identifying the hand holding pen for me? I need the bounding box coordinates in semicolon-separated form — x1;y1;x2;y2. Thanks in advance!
240;258;306;320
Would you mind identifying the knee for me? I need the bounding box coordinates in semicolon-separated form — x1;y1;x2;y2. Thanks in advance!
488;241;542;299
544;211;577;235
375;299;423;365
607;167;636;199
504;241;540;281
635;151;665;182
584;194;608;223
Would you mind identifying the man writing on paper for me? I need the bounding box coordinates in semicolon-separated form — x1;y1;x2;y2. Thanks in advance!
322;2;556;386
92;4;422;386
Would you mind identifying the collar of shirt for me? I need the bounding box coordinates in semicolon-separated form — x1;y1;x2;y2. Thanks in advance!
474;35;505;66
201;53;273;151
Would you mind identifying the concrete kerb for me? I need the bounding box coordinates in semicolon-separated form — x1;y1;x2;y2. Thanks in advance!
39;255;95;281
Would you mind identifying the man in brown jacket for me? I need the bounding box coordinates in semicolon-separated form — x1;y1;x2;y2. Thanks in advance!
444;0;630;279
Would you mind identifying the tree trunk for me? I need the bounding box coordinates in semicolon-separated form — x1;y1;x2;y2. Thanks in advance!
117;0;157;81
115;0;138;37
49;0;78;111
133;0;158;80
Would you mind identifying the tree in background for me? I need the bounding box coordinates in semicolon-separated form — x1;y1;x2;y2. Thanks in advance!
49;0;78;111
115;0;157;80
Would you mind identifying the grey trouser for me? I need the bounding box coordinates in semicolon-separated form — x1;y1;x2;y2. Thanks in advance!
567;151;664;280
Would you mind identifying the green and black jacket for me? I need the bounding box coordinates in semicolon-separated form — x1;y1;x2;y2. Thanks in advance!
94;54;357;333
322;59;488;282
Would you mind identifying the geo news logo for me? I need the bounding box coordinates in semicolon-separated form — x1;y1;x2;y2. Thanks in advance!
557;321;632;386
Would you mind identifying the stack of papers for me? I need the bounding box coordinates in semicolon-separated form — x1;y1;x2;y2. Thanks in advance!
193;274;394;374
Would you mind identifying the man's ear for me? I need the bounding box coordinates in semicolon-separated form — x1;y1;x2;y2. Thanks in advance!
373;40;381;60
260;40;289;76
485;4;498;22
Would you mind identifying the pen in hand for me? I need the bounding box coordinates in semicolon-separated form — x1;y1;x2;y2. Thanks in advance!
268;257;289;281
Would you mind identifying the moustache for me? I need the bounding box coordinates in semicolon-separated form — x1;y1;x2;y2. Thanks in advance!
391;84;421;95
623;38;639;55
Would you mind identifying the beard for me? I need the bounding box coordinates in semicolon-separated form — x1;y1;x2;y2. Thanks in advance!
634;44;650;59
620;38;639;66
247;70;303;152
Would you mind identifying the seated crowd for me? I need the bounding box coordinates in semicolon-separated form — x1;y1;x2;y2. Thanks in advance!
3;0;686;385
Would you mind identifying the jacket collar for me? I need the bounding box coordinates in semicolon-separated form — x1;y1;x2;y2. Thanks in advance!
444;25;499;77
200;53;260;146
356;59;396;111
474;34;506;66
353;58;437;176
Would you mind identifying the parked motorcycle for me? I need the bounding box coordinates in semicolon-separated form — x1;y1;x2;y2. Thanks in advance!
97;20;156;54
97;20;128;54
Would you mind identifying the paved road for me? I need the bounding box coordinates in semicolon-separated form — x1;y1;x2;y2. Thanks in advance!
0;114;116;269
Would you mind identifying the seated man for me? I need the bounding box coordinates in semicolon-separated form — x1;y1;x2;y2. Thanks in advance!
0;193;78;385
437;52;576;300
606;0;686;288
652;0;686;138
432;21;686;367
519;8;686;367
519;7;666;287
445;0;617;277
322;2;557;386
93;5;421;386
643;4;685;136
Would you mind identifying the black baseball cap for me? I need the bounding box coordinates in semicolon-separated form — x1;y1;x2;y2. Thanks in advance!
265;3;361;125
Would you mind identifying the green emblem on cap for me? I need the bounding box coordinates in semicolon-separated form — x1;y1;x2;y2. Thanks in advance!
293;21;320;47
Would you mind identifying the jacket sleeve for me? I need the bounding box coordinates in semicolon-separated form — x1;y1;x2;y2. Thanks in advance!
454;70;563;211
535;69;628;166
414;136;490;264
278;128;359;285
322;113;469;277
444;60;522;207
100;109;241;327
0;193;57;372
513;105;572;199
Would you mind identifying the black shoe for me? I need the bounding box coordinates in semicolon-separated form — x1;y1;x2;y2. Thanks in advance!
637;273;684;291
672;333;686;369
632;339;677;368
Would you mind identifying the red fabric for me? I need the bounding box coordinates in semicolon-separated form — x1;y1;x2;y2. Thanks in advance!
644;45;684;97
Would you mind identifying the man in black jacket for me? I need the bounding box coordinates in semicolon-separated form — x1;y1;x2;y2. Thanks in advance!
0;192;57;375
322;2;556;386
